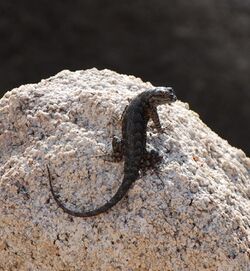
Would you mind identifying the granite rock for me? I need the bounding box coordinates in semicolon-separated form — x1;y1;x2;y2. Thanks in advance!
0;69;249;270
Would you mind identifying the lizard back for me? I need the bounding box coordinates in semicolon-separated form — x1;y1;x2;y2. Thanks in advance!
47;87;177;217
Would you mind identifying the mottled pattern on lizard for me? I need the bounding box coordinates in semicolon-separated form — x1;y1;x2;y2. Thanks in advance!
47;87;177;217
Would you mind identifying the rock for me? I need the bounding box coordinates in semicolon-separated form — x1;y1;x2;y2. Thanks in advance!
0;68;249;271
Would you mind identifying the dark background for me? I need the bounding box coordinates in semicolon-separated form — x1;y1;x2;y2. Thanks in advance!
0;0;249;155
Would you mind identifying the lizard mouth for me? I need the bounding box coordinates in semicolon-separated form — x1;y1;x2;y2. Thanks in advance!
169;93;177;102
160;94;177;104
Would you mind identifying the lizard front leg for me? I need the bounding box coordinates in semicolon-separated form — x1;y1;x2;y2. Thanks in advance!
148;106;164;133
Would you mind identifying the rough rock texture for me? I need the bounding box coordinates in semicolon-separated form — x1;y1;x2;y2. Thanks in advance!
0;69;249;271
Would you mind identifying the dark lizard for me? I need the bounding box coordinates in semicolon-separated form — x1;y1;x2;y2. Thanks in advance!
47;87;177;217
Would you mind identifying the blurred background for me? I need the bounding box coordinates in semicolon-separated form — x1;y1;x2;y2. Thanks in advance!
0;0;249;155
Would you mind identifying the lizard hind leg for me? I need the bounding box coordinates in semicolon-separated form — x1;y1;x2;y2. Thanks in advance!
140;149;165;187
110;136;124;162
90;136;124;163
140;148;163;175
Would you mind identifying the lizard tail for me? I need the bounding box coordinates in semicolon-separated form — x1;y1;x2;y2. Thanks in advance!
47;165;135;217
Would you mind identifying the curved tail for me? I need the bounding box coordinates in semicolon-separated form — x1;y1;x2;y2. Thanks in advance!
47;165;135;217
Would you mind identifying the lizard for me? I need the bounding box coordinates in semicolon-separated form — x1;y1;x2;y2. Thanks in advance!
47;87;177;217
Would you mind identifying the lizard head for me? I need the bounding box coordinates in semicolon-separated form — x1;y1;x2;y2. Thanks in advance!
149;87;177;106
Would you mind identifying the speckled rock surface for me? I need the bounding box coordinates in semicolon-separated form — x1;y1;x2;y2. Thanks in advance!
0;69;249;271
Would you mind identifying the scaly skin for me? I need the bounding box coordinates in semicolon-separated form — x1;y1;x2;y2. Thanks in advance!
47;87;177;217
